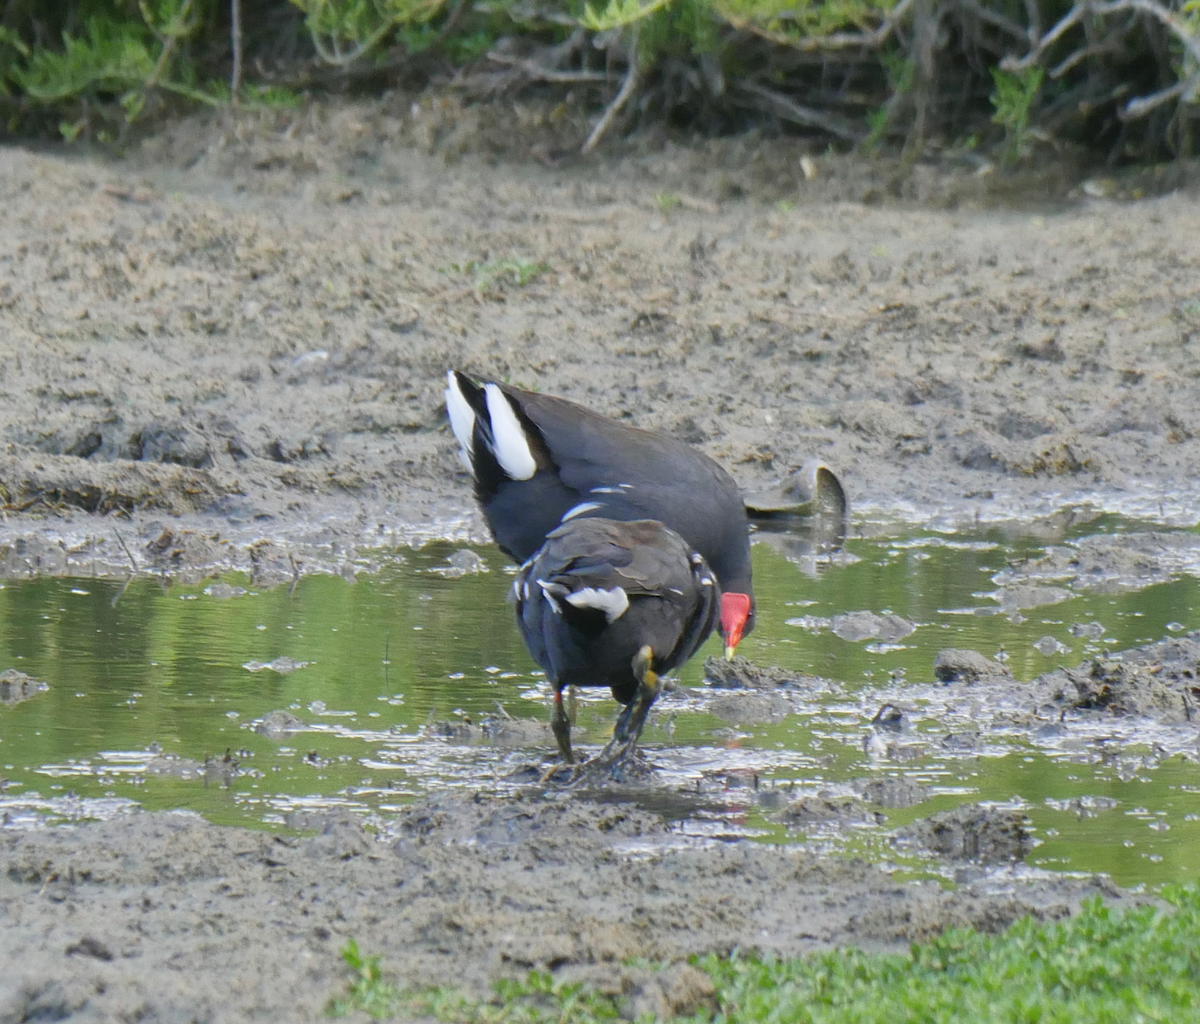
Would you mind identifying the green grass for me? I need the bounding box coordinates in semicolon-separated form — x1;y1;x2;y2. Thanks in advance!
444;259;553;290
329;885;1200;1021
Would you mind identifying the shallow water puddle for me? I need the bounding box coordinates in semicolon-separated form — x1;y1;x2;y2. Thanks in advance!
1;512;1199;888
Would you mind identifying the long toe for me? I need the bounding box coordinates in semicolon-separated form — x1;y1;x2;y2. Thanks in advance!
568;741;654;787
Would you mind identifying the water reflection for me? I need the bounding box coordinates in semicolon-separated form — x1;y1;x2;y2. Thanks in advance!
0;517;1198;887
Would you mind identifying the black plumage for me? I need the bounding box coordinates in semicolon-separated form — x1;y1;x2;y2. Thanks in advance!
445;370;754;655
514;517;720;763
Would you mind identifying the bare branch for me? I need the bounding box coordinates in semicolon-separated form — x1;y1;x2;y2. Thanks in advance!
1000;4;1085;71
1048;35;1129;78
582;28;640;153
1005;0;1200;74
1023;0;1043;46
959;0;1029;42
1122;76;1194;118
737;80;864;141
486;52;614;83
1090;0;1200;67
230;0;243;101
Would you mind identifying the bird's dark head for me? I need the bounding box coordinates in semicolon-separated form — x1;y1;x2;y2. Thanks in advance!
719;592;753;660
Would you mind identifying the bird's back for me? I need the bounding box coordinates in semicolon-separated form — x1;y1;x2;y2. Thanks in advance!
514;518;720;703
447;372;752;598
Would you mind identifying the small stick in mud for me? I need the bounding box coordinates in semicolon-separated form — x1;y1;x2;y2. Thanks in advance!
113;529;139;572
111;576;134;609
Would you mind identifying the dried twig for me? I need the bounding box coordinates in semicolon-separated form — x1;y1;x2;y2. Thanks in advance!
737;80;864;141
582;28;641;153
960;0;1030;41
1023;0;1043;45
113;529;139;573
1001;5;1087;70
486;51;613;84
1007;0;1200;71
230;0;243;101
1122;76;1193;119
1002;0;1200;125
1091;0;1200;67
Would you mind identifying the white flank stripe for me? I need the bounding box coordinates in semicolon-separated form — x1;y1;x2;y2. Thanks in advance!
589;484;632;494
561;501;603;522
444;372;476;462
564;586;629;623
536;578;562;614
483;383;537;481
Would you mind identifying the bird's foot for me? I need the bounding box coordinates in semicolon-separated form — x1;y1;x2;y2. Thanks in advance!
563;739;654;787
538;759;581;785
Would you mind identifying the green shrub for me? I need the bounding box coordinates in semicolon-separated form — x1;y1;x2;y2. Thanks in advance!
0;0;1198;159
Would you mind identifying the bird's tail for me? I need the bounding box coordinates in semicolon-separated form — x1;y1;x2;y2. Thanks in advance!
445;370;546;493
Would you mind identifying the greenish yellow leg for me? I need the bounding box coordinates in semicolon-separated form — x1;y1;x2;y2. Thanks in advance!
619;645;660;747
550;689;574;764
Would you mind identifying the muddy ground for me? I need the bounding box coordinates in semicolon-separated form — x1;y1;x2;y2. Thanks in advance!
1;97;1200;1021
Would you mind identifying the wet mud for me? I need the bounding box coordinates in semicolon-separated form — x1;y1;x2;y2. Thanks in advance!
1;98;1199;1020
0;793;1136;1023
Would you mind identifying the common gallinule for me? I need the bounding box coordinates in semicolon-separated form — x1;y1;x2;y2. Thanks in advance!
514;516;720;763
445;370;754;656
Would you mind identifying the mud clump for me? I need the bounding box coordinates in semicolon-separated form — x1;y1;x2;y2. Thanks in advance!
777;793;884;826
831;611;916;643
709;691;792;725
934;649;1013;685
0;669;47;706
854;776;930;809
0;454;235;515
389;791;669;852
896;803;1033;864
703;655;823;691
424;712;554;747
1053;657;1197;723
254;710;306;738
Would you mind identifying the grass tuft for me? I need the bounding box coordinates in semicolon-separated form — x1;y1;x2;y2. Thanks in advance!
444;259;553;290
328;884;1200;1022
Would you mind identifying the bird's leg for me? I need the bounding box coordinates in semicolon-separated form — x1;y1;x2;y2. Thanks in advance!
549;688;575;765
611;697;637;743
620;644;660;750
595;645;660;766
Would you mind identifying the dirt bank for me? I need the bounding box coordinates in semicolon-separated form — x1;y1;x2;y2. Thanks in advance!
0;793;1135;1023
1;98;1199;1021
1;100;1199;573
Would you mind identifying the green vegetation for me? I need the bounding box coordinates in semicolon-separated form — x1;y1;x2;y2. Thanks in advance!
330;886;1200;1021
444;258;553;290
327;940;407;1019
990;66;1044;164
329;947;626;1020
0;0;1198;158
